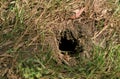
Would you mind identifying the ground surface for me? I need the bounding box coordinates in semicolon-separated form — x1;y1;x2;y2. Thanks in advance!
0;0;120;79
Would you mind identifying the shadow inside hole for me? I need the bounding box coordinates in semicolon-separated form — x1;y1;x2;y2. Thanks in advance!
59;36;77;51
58;29;84;56
59;29;78;52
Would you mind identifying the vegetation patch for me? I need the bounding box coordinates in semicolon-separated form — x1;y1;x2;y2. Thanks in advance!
0;0;120;79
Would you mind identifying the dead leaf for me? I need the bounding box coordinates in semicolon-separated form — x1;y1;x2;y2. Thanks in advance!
70;7;85;19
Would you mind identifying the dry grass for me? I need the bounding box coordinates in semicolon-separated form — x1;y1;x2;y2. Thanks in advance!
0;0;120;79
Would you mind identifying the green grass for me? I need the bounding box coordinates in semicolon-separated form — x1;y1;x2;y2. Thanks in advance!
0;0;120;79
16;44;120;79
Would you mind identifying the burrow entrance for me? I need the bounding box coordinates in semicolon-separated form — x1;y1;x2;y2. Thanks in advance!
58;29;83;53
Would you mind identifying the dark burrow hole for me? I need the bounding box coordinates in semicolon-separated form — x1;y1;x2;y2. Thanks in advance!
58;29;84;55
59;36;77;51
59;29;78;52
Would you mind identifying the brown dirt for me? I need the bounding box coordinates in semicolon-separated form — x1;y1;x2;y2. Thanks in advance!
43;0;119;65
